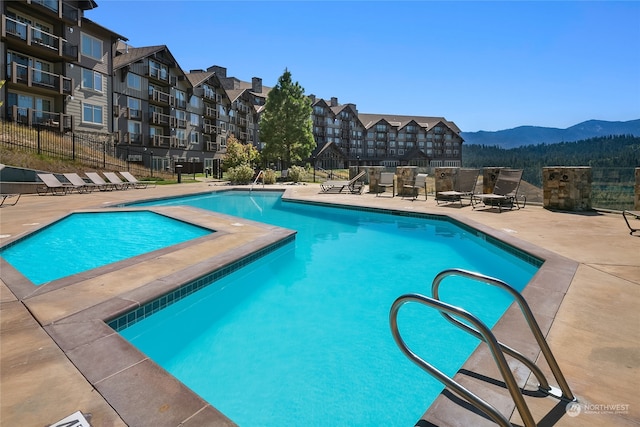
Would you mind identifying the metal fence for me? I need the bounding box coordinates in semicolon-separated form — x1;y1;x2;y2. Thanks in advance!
0;119;166;178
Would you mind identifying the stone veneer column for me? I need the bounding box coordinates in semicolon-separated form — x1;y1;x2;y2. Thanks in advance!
435;167;458;193
368;166;385;193
482;167;504;194
396;166;417;197
543;166;592;211
635;168;640;210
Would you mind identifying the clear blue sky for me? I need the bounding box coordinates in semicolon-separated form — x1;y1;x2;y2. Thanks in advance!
88;1;640;132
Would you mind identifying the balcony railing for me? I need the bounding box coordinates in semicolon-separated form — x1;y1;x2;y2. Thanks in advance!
8;62;73;95
151;112;171;126
203;123;217;134
204;106;218;119
152;135;173;147
150;88;172;105
2;15;78;60
8;105;72;132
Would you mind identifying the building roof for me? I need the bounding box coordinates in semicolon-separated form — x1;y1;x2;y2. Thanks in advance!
357;113;461;134
113;44;188;81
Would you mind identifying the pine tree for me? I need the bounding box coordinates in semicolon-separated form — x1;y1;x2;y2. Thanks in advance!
259;69;314;168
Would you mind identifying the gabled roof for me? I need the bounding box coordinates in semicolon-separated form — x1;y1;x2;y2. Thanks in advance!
358;113;461;134
312;141;348;159
113;44;187;81
185;70;216;87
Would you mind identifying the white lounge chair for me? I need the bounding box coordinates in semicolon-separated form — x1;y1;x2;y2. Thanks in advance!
36;173;73;195
119;171;156;189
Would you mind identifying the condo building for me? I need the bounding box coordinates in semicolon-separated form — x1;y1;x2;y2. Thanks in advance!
1;0;463;173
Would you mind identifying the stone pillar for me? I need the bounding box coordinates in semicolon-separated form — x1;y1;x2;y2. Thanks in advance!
396;166;417;197
482;167;503;194
543;167;592;211
435;167;458;193
368;166;385;193
635;168;640;210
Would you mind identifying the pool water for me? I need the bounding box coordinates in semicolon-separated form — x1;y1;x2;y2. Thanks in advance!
123;191;538;426
0;211;212;285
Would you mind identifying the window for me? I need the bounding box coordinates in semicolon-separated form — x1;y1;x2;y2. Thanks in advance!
376;124;386;132
190;113;200;126
82;103;103;124
81;68;103;92
128;121;141;135
81;33;102;60
127;73;141;90
190;131;199;144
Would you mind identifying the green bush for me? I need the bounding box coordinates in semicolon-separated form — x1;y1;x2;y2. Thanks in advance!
288;165;306;183
263;169;276;184
227;164;255;184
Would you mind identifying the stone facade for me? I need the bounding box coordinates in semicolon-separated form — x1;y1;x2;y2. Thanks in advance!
367;166;386;193
435;167;458;193
543;167;592;211
482;167;504;194
396;167;417;197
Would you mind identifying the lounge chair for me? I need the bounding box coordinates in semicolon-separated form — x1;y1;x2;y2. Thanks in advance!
472;168;526;212
623;210;640;235
36;173;73;195
63;173;98;193
436;168;480;207
376;172;395;197
85;172;116;191
0;193;21;207
402;173;428;200
320;170;366;194
119;171;156;189
103;172;131;190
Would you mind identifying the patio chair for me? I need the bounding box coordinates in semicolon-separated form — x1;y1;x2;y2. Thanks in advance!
472;169;526;212
623;210;640;235
63;173;97;193
436;168;480;207
120;171;157;189
320;170;366;194
0;193;21;207
36;173;73;196
103;172;131;190
402;173;429;200
85;172;116;191
376;172;395;197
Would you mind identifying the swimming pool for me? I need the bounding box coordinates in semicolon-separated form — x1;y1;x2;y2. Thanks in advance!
120;191;539;426
0;211;212;285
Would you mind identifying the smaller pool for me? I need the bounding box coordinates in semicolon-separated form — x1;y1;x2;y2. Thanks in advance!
0;211;212;285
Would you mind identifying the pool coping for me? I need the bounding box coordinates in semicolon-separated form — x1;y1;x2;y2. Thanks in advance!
1;188;579;426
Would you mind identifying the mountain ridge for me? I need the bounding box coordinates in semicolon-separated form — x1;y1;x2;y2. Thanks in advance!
460;119;640;148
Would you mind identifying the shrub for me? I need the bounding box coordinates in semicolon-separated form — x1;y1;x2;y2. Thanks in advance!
227;164;255;184
287;165;306;183
262;169;276;184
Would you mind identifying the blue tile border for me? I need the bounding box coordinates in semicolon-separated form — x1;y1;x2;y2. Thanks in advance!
108;234;295;331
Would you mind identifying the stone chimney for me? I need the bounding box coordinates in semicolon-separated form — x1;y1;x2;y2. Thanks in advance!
207;65;227;78
309;94;316;103
252;77;262;93
330;97;338;107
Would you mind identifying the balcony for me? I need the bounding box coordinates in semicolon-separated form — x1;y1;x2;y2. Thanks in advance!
171;117;187;129
149;88;172;106
8;62;73;96
124;108;143;120
123;132;142;145
204;106;218;119
151;111;171;127
8;105;72;132
203;123;217;134
238;117;247;127
206;141;219;152
145;65;169;83
2;15;79;61
152;135;173;147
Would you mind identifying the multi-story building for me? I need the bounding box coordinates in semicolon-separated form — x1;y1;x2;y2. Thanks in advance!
310;95;463;170
1;0;123;136
2;1;463;173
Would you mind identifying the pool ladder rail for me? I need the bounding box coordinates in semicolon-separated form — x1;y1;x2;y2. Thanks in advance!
250;170;265;192
389;268;576;427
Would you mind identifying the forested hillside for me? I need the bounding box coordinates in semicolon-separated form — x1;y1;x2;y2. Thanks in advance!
462;134;640;187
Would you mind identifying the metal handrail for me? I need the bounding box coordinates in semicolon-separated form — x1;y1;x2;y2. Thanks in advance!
432;269;575;401
390;294;535;427
250;170;264;192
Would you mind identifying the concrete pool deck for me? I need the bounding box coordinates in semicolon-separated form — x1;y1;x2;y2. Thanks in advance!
1;181;638;426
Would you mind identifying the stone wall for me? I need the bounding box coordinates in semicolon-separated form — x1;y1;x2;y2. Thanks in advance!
435;167;458;193
367;166;385;193
543;167;592;211
396;166;417;197
482;167;503;194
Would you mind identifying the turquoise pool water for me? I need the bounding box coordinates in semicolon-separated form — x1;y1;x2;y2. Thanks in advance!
123;191;539;426
0;211;212;285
